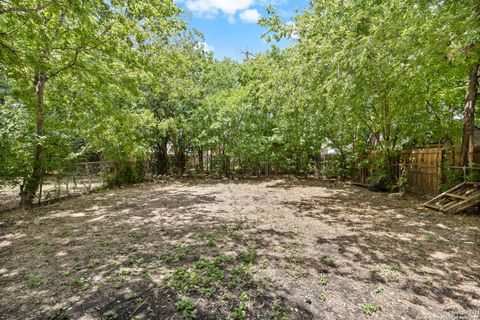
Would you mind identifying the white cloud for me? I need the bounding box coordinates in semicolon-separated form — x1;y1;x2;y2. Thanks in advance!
239;9;261;23
184;0;255;16
194;41;214;53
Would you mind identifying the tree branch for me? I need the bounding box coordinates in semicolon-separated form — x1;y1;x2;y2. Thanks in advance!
49;47;80;78
0;2;50;14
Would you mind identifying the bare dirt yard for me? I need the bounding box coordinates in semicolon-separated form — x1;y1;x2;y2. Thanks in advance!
1;178;479;320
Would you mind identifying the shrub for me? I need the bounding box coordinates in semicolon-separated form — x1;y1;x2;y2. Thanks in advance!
106;160;146;187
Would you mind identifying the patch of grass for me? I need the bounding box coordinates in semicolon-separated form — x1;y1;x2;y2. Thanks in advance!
176;298;196;319
258;256;268;269
268;302;293;319
53;228;74;238
375;263;398;281
49;303;70;320
72;260;82;271
26;272;42;288
165;258;225;295
239;248;257;264
228;263;254;290
424;276;433;285
163;245;191;264
102;310;117;320
304;293;313;304
374;284;384;294
87;258;100;268
414;243;424;252
67;237;77;246
261;275;277;285
318;274;329;286
119;244;137;255
226;226;247;240
318;293;326;303
206;234;217;247
127;256;145;267
0;248;13;258
285;264;300;279
143;270;154;287
361;303;381;315
190;232;217;246
285;242;301;254
220;292;229;300
320;256;336;267
126;292;139;300
285;242;303;276
109;268;132;289
24;237;43;246
229;303;247;320
129;229;148;244
69;277;90;290
239;292;249;302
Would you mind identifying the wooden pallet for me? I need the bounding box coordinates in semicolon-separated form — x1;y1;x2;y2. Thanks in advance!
423;182;480;214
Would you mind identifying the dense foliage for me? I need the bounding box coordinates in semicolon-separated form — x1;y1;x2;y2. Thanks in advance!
1;0;479;205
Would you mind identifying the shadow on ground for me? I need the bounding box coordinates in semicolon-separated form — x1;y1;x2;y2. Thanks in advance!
0;179;479;319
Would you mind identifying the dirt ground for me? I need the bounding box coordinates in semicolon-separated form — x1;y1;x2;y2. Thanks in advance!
1;178;479;320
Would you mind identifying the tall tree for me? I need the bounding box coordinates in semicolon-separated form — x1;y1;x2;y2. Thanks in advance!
1;0;182;206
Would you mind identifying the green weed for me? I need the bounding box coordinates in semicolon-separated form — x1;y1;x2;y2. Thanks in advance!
318;274;329;286
318;293;326;303
361;303;381;315
374;284;384;293
414;243;424;252
320;256;336;267
26;272;42;288
102;310;117;320
375;263;398;281
49;303;70;320
229;303;247;320
163;245;191;264
176;298;196;319
267;302;293;319
69;277;90;290
304;293;313;304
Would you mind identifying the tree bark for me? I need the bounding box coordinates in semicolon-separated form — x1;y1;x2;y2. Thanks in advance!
460;63;480;167
197;147;204;172
155;138;169;174
171;134;185;175
21;72;47;207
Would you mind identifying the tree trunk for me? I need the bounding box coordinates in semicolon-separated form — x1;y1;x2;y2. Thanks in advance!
21;72;47;207
155;138;169;174
197;147;204;172
176;150;185;175
171;135;185;175
460;63;480;167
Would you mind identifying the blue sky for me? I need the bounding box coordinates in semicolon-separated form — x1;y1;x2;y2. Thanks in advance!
175;0;309;61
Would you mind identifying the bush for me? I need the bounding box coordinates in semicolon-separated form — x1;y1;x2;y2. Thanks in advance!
106;160;146;187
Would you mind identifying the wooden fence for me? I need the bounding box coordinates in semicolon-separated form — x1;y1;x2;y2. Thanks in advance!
359;146;480;195
402;147;443;195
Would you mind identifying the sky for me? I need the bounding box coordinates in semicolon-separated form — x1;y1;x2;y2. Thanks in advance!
175;0;310;61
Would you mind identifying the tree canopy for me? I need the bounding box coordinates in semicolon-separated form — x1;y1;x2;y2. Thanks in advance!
1;0;479;205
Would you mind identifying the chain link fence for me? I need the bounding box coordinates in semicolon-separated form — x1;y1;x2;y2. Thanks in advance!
0;161;115;212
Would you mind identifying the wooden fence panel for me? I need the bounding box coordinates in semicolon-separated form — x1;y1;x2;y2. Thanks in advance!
402;147;443;195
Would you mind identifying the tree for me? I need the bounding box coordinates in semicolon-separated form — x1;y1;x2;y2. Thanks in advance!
1;0;182;206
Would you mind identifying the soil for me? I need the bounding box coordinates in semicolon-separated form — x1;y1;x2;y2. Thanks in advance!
1;178;479;319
